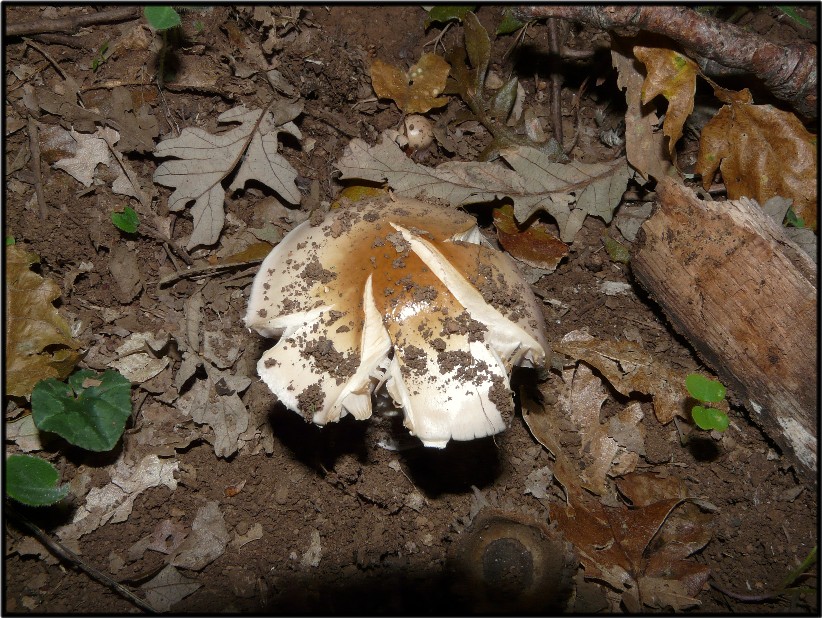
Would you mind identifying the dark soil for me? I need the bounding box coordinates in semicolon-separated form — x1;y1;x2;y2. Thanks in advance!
4;5;818;614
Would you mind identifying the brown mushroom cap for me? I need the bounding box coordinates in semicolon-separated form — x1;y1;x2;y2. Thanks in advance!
245;196;548;447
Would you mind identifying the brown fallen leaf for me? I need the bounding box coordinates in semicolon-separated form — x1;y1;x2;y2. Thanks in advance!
633;46;698;161
492;204;568;272
696;102;817;230
5;244;80;398
370;52;450;114
612;39;674;182
552;330;687;424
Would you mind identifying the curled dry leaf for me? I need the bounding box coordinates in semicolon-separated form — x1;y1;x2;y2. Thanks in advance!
492;204;568;272
5;244;80;398
612;40;673;182
633;46;698;161
153;103;303;250
553;330;687;424
245;196;548;448
696;102;817;230
52;127;119;187
370;53;450;114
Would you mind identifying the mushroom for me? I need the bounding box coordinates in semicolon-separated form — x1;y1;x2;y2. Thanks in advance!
403;114;434;149
245;196;549;447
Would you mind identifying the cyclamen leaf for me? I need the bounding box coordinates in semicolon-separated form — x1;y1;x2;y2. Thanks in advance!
6;454;69;507
5;245;80;397
336;136;631;242
153;104;302;250
31;369;132;452
425;6;475;27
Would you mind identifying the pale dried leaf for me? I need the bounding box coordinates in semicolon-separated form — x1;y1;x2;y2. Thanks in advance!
53;127;118;187
6;415;44;452
336;136;631;242
140;564;201;612
177;365;251;458
231;522;264;549
56;455;178;542
301;529;323;568
564;364;619;495
554;330;687;424
170;501;230;570
153;104;302;249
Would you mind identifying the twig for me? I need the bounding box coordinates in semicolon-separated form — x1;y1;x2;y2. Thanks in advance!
546;18;564;146
23;38;69;81
5;504;157;613
7;6;141;37
158;259;263;288
27;117;48;220
515;5;817;118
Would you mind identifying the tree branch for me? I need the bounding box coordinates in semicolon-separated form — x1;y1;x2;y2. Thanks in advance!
6;6;141;37
515;5;817;119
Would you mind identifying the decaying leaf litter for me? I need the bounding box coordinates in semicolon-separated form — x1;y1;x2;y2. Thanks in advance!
4;5;817;613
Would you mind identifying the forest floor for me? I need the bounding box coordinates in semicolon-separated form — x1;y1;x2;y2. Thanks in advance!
4;5;818;613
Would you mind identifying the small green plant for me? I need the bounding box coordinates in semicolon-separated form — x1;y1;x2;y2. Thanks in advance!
111;206;140;234
5;236;15;245
32;369;132;452
6;454;70;507
91;42;109;72
7;369;132;507
685;373;729;431
144;6;181;30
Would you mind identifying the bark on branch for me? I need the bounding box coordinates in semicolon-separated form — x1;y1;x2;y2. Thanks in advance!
516;5;817;119
5;6;141;37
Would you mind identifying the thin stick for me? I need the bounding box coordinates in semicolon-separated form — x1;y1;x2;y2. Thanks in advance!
27;117;48;220
158;259;263;288
7;6;141;37
5;504;157;613
23;38;69;81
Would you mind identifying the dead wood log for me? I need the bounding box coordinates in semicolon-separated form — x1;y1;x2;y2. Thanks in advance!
632;178;817;483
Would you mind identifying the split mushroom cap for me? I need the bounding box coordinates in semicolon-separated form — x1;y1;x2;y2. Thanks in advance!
245;196;549;448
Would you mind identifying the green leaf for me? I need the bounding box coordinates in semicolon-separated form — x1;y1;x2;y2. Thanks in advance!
602;235;631;264
784;206;806;228
6;454;69;506
5;236;15;245
691;405;729;432
111;206;140;233
463;12;490;92
685;373;726;403
496;9;525;35
425;5;475;27
144;6;181;31
31;369;132;452
777;6;811;28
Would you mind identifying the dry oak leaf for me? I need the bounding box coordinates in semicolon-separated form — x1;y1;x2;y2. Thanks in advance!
336;135;631;242
552;330;687;424
633;46;698;160
52;126;119;187
371;53;450;114
696;103;817;230
153;103;303;250
5;245;80;398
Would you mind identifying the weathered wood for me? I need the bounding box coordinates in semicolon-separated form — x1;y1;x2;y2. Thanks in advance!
632;178;817;483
